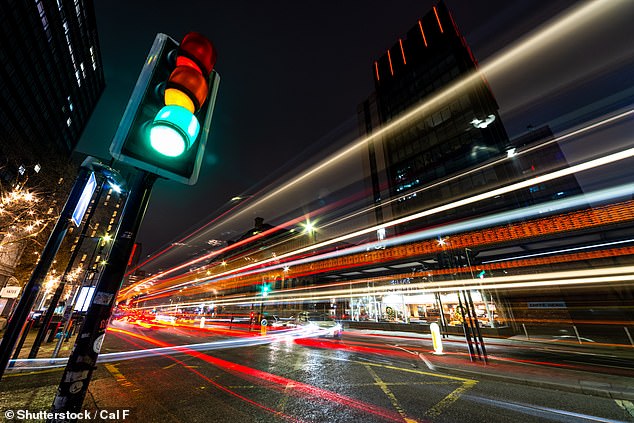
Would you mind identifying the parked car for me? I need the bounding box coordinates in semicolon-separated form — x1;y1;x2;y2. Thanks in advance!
295;311;342;339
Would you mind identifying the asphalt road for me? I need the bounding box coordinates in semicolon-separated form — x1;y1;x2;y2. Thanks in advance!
1;321;632;422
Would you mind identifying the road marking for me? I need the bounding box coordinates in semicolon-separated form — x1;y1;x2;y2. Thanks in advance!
425;380;478;418
346;356;477;418
348;357;473;383
364;364;418;423
417;352;436;371
615;399;634;418
105;363;134;388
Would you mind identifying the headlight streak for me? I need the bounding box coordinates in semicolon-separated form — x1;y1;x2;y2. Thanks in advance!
121;107;632;302
123;0;631;292
6;326;321;371
146;266;634;311
133;180;634;303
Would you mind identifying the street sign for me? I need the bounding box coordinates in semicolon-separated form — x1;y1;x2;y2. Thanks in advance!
261;319;268;327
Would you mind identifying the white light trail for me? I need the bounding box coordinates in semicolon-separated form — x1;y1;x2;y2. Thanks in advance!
146;266;634;310
131;0;631;280
137;149;634;301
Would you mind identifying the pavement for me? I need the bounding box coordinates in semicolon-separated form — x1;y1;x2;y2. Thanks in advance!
1;326;78;362
346;328;634;401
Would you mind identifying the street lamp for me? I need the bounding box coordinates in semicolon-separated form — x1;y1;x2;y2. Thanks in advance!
300;218;318;243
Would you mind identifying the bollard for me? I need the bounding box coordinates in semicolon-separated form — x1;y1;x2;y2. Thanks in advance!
199;316;205;329
430;322;443;355
260;318;268;336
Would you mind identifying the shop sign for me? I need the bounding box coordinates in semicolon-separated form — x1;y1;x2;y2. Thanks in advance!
0;286;21;298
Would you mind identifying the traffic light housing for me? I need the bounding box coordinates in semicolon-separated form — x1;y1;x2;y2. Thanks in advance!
110;32;220;185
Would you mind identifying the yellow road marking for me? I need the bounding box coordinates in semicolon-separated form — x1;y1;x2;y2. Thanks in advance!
425;380;477;418
365;364;419;423
349;358;477;418
105;363;134;388
349;358;473;382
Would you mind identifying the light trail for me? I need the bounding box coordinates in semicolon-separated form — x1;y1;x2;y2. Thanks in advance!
197;1;621;228
144;265;634;311
6;325;323;371
108;327;415;423
482;238;634;264
125;108;633;300
130;178;634;302
132;0;630;275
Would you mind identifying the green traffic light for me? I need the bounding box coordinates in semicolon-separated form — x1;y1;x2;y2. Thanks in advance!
261;284;271;297
149;105;200;157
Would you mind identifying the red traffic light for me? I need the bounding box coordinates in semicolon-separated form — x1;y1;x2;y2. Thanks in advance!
164;32;216;113
177;32;217;76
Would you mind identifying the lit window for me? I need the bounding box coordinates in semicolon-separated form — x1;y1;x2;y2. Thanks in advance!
89;47;97;70
35;0;52;43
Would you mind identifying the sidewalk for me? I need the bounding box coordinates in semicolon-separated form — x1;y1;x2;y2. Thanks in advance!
347;328;634;401
0;327;78;362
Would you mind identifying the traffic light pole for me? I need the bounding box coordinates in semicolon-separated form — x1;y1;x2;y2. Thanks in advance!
0;166;92;379
50;170;156;419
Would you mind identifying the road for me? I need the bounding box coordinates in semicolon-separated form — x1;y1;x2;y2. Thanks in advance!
2;320;633;422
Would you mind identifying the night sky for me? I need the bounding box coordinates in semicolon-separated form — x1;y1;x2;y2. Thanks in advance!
76;0;632;258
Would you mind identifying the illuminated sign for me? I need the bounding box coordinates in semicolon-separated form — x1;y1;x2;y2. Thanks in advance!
72;172;97;227
74;286;96;312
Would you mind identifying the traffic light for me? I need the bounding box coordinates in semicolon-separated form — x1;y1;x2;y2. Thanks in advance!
109;32;220;185
261;283;271;297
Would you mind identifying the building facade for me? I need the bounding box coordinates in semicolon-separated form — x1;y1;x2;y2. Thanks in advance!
359;1;516;234
0;0;105;312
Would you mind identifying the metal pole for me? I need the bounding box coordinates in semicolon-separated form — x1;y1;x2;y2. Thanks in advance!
435;292;448;338
0;166;91;379
457;291;475;362
467;290;488;363
50;170;156;418
462;290;482;360
29;178;109;358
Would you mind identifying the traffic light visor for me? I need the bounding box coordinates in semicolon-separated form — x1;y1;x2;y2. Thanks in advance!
149;105;200;157
178;32;217;76
165;66;208;112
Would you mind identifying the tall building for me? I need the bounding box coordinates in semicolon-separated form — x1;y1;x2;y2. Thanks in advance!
0;0;105;310
359;1;515;234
